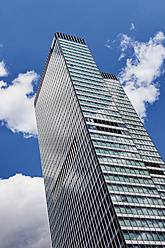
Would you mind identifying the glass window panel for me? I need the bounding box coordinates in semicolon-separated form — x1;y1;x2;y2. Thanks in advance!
120;207;126;214
125;219;131;226
127;207;132;214
129;232;135;240
152;233;159;241
159;233;164;241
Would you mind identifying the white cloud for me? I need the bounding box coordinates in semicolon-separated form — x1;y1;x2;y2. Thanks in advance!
130;23;136;31
0;71;39;137
118;53;125;61
119;31;165;120
0;60;8;77
0;80;7;88
105;39;111;48
119;34;132;51
0;174;51;248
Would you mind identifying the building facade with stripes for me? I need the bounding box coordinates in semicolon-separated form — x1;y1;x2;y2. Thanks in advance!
34;32;165;248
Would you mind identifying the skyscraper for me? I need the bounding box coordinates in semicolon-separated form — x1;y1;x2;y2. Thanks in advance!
34;32;165;248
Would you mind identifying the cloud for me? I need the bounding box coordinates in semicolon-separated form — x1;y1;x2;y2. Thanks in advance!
0;174;51;248
0;71;39;137
119;31;165;120
0;80;7;87
119;34;132;52
105;39;111;48
130;23;136;31
0;60;8;77
118;53;125;61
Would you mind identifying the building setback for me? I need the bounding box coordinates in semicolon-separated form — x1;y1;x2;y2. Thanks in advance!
34;32;165;248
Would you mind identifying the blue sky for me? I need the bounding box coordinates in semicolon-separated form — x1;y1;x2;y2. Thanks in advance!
0;0;165;247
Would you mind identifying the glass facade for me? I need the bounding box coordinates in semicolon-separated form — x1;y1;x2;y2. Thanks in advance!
35;32;165;248
35;33;126;248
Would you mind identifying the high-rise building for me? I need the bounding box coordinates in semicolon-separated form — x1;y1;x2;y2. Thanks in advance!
34;32;165;248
